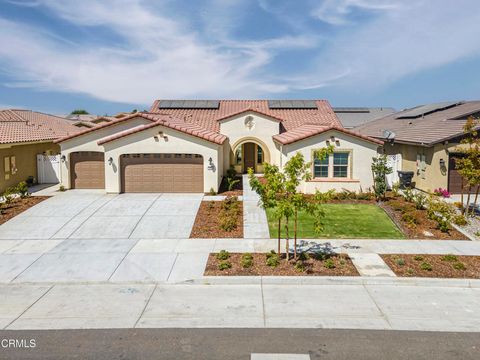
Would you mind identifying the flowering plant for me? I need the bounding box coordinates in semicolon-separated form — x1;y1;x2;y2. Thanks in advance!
433;188;450;198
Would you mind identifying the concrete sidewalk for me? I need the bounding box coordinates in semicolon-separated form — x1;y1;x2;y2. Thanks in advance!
1;282;479;331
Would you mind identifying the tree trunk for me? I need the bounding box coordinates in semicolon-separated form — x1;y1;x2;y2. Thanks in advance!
277;218;281;255
461;178;465;215
294;209;298;260
473;185;480;214
285;217;289;261
465;185;472;217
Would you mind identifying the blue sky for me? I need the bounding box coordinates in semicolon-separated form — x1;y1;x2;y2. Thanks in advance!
1;0;480;115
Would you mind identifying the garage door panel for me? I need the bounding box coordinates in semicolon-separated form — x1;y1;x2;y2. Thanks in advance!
121;154;204;193
71;152;105;189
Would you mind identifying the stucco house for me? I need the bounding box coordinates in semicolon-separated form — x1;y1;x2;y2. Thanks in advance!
355;101;480;194
56;100;383;194
0;109;81;192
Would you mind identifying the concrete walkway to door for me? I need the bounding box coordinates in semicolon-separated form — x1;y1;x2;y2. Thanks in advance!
243;175;270;239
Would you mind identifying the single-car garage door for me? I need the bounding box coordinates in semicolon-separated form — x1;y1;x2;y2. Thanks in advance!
121;153;204;193
70;151;105;189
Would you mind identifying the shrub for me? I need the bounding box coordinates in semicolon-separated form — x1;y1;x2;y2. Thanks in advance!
59;185;66;192
453;202;464;210
219;196;241;232
420;262;433;271
314;252;331;261
391;182;400;197
16;181;29;198
356;191;375;200
226;177;240;191
208;187;217;195
402;211;419;228
389;200;405;212
298;252;310;261
475;231;480;237
2;186;16;205
294;260;306;272
395;258;405;266
452;214;468;226
403;188;415;203
324;258;335;269
413;194;426;210
436;218;450;233
339;259;346;266
226;166;237;179
453;262;466;271
207;201;215;210
216;250;230;260
406;268;414;275
240;253;253;268
413;255;424;261
218;260;232;271
266;251;280;268
433;188;450;198
441;254;458;262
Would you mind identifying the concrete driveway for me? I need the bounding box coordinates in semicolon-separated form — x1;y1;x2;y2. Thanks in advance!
0;190;207;283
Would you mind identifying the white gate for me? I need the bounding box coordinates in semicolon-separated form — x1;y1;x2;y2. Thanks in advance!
386;153;402;189
37;154;60;184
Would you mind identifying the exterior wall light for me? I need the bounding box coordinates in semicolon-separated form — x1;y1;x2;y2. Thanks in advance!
439;158;446;168
108;157;113;165
60;155;66;162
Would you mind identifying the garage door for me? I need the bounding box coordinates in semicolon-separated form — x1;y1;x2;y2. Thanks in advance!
70;152;105;189
448;154;464;194
120;153;204;193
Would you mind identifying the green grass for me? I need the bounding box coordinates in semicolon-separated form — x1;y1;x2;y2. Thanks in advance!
265;203;404;239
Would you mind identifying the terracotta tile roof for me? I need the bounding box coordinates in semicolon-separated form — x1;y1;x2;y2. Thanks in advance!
355;101;480;145
272;124;384;145
149;100;340;132
0;109;82;144
57;113;227;145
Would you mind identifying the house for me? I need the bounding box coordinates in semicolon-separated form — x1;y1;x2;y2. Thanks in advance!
0;109;81;192
355;100;480;194
333;107;395;128
60;114;114;129
56;100;384;194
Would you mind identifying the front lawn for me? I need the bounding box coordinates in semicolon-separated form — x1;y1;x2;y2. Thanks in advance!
266;203;404;239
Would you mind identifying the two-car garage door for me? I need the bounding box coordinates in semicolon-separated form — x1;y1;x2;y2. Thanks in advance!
120;153;204;193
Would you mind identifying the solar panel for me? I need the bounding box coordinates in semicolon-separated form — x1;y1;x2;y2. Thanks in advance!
268;100;317;109
396;101;463;119
158;100;220;109
333;107;370;113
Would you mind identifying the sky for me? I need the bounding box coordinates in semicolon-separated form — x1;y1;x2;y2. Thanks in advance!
1;0;480;115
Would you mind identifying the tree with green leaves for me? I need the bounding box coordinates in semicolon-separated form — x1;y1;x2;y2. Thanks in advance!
455;116;480;215
371;155;393;201
70;109;89;115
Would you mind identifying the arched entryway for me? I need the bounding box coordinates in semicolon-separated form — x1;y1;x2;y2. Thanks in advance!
231;138;270;174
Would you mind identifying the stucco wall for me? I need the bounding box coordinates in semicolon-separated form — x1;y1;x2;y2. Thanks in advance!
219;112;282;173
59;118;222;193
0;141;60;192
282;130;380;193
384;142;468;192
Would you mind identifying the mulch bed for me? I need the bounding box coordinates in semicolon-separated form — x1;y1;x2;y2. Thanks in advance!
204;252;359;276
0;196;49;225
379;195;467;240
190;200;243;238
382;254;480;278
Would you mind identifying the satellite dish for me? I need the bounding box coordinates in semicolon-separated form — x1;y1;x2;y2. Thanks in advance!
383;130;396;140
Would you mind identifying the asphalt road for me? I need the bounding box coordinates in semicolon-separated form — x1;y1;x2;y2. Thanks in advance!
0;328;479;360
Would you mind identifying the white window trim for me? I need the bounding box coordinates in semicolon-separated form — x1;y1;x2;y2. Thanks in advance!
312;149;353;179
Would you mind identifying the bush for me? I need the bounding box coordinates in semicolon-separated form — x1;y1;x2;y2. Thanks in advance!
294;260;306;272
219;196;241;232
453;202;464;210
216;250;230;260
402;211;419;228
395;258;405;266
391;182;400;197
298;252;310;261
433;188;450;198
323;258;335;269
16;181;29;198
226;166;237;179
413;194;426;210
314;252;331;261
2;186;16;205
266;251;280;268
420;262;433;271
453;262;466;271
208;187;217;195
356;191;375;200
406;268;414;275
218;260;232;271
452;214;468;226
413;255;424;261
441;254;458;262
226;177;240;191
436;217;450;233
403;188;415;202
240;253;253;268
59;185;66;192
389;200;405;212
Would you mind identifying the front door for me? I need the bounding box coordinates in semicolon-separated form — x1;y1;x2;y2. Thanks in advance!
243;143;255;173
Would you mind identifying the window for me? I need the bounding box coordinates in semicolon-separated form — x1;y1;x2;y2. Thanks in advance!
314;156;329;178
3;156;17;180
185;154;192;158
333;153;349;178
235;147;242;165
174;154;182;158
313;151;351;179
257;146;264;164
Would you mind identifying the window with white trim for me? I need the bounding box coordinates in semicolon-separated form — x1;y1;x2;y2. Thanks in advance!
313;151;351;179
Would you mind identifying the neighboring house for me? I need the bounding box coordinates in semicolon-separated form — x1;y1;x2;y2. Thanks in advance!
59;114;113;129
355;101;480;194
56;100;383;194
333;107;395;128
0;109;81;192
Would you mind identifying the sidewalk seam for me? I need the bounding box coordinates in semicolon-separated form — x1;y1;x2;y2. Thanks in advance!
134;284;157;328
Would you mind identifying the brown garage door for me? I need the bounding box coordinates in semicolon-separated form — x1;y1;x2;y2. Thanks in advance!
70;152;105;189
121;153;203;193
448;155;464;194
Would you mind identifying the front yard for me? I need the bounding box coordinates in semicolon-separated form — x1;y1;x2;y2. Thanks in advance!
266;203;405;239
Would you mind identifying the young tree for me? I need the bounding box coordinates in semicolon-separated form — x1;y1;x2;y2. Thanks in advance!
371;155;393;201
455;117;480;215
248;164;285;254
